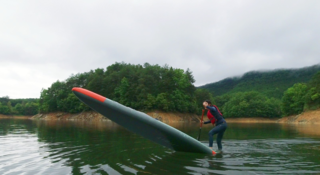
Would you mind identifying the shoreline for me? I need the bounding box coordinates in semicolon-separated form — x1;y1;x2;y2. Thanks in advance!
0;114;33;119
1;109;319;124
29;111;201;123
225;118;278;123
277;109;320;124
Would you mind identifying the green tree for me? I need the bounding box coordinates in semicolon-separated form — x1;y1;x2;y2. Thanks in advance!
305;71;320;110
214;94;232;114
114;77;130;106
281;83;308;116
7;101;13;115
0;102;10;115
264;98;282;118
87;68;105;94
156;93;171;111
223;91;280;118
194;89;214;113
144;94;156;110
58;93;89;113
24;102;39;115
14;103;24;114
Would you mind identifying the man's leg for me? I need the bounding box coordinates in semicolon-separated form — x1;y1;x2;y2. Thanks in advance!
208;127;219;148
216;123;227;150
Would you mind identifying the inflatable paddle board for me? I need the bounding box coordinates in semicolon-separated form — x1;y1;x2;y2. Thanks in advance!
72;87;215;155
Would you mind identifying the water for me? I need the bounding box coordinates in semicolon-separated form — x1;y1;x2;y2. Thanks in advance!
0;119;320;175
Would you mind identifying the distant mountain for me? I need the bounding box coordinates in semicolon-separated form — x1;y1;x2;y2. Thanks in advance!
199;64;320;98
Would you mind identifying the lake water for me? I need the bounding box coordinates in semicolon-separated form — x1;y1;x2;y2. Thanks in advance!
0;118;320;175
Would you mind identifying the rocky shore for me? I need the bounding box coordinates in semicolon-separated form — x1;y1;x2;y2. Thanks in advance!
277;109;320;124
0;114;32;119
2;109;318;124
30;111;201;123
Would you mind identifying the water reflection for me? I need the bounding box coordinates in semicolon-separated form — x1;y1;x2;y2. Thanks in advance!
0;119;320;174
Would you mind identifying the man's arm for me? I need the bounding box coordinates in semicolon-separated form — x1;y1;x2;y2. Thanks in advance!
206;106;217;111
204;120;211;124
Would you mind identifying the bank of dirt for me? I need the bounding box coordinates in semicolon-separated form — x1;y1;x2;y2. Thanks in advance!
225;118;277;123
0;114;32;119
26;109;320;124
31;111;201;123
31;112;108;121
31;111;277;123
277;109;320;124
224;109;320;124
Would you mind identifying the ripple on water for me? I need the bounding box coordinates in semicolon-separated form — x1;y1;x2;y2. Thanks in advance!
1;120;320;174
183;139;320;175
0;134;70;175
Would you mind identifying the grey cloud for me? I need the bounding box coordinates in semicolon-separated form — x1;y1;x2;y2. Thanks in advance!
1;0;320;98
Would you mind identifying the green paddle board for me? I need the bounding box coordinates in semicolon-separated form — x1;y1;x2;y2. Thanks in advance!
72;87;215;155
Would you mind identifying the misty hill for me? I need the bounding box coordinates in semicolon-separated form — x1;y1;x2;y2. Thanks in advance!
199;64;320;98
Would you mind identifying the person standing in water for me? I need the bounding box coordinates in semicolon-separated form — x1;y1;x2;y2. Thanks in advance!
202;100;227;153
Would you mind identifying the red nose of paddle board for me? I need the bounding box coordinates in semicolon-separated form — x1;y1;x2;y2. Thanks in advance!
72;87;106;102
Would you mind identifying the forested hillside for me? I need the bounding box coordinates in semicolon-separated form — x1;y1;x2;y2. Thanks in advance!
38;62;213;114
200;64;320;98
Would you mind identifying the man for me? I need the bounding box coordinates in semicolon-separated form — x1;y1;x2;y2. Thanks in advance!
202;100;227;153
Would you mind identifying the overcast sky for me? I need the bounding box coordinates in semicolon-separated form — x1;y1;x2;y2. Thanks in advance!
1;0;320;98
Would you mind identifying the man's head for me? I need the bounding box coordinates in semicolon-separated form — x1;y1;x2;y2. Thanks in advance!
205;100;212;105
203;100;212;107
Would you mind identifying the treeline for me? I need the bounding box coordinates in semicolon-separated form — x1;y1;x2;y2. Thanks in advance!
213;71;320;118
0;97;39;115
1;62;319;118
39;62;213;114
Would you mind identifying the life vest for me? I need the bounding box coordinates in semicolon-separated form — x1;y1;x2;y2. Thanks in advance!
207;110;216;125
207;105;224;125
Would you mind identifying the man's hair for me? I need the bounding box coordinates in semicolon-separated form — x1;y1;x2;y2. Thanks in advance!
205;100;212;105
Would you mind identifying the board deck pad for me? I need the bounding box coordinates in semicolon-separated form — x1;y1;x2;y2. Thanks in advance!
72;87;215;155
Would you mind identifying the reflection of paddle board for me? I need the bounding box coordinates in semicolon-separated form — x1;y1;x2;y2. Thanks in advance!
72;87;215;155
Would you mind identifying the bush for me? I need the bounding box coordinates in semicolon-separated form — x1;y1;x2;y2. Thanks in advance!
281;83;308;116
